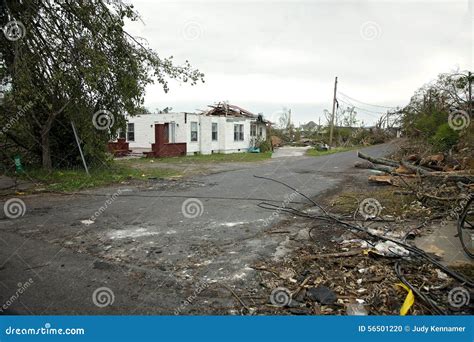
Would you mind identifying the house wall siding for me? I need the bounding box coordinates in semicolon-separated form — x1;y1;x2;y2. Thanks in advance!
124;112;267;155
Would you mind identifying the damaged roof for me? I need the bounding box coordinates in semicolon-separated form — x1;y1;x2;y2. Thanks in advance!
202;102;271;124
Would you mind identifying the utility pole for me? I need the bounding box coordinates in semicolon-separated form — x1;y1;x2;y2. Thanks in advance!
329;76;338;146
468;71;472;116
288;108;292;129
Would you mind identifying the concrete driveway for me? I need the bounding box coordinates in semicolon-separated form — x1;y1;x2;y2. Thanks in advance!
271;146;311;158
0;142;399;314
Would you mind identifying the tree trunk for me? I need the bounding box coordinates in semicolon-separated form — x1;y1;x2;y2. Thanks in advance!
400;160;431;175
357;151;399;167
41;129;52;170
39;103;69;170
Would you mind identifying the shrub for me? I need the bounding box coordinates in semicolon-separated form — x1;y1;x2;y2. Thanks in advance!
430;123;459;151
257;138;273;153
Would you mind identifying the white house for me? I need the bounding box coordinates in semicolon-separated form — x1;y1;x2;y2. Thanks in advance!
120;103;269;156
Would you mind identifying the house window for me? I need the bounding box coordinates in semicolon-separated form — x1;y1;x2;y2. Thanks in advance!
191;122;198;142
234;124;244;141
212;123;218;141
259;126;263;136
127;123;135;141
118;128;126;139
250;124;257;137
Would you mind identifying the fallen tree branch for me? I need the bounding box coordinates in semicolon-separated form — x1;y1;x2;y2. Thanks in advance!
400;160;431;175
418;192;461;201
303;249;366;259
292;276;311;297
354;161;396;173
420;173;474;183
220;283;251;313
357;151;399;167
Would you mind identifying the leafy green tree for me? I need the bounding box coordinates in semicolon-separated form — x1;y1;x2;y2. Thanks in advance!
0;0;204;169
401;70;471;150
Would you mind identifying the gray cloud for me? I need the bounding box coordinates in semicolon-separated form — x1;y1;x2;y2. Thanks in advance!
126;0;472;125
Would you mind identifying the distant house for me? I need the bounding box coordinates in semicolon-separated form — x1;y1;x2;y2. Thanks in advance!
116;103;270;157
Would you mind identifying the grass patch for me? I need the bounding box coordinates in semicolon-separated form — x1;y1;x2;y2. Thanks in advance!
329;188;417;218
306;146;359;157
119;152;272;165
19;164;179;192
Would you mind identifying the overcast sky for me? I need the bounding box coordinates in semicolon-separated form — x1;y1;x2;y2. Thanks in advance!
125;0;472;126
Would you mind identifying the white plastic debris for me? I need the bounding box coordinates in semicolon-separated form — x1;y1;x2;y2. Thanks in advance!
374;241;410;257
80;219;95;225
347;303;368;315
435;269;449;280
340;239;369;248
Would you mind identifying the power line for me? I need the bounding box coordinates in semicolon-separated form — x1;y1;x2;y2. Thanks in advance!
338;91;397;109
338;91;398;109
337;98;385;117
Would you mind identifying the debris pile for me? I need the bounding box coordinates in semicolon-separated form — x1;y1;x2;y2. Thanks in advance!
250;175;473;316
355;150;473;257
355;151;474;193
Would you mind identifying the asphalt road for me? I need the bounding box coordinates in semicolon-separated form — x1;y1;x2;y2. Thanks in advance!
0;142;399;314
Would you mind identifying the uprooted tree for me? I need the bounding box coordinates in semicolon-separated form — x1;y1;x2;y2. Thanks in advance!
0;0;204;170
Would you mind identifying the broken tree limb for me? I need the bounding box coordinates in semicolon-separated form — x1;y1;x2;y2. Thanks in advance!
303;248;366;260
292;276;311;297
354;161;396;173
418;193;460;201
357;151;399;168
400;160;431;175
420;173;474;183
220;283;251;312
420;164;444;171
368;175;400;186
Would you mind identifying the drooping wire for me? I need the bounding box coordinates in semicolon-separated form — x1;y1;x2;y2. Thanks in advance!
338;91;399;109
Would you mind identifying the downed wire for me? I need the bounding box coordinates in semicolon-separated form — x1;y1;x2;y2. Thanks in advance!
254;175;474;288
9;190;308;205
394;262;445;315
